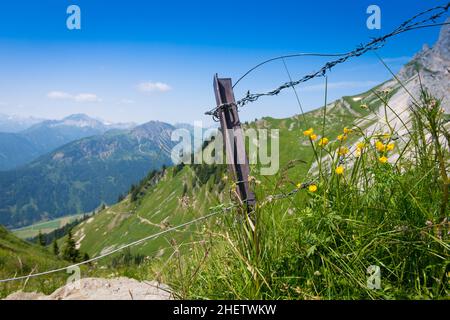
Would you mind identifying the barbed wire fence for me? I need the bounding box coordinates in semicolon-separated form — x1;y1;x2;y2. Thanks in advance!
1;3;449;285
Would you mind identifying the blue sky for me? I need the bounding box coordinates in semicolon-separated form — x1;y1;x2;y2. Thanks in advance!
0;0;447;125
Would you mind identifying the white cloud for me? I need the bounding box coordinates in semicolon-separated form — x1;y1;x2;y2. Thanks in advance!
47;91;73;100
301;81;379;92
47;91;101;103
74;93;102;103
119;99;136;105
138;81;172;93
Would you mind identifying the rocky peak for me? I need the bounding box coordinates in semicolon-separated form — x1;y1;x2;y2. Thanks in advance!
402;17;450;74
395;19;450;112
131;121;175;141
434;17;450;59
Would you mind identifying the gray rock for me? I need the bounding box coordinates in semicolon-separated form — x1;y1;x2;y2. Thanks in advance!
3;277;173;300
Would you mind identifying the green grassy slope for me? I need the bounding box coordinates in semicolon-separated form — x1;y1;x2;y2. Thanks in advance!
71;164;225;258
0;226;67;298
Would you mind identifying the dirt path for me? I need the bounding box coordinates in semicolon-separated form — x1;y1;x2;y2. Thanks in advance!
137;213;164;229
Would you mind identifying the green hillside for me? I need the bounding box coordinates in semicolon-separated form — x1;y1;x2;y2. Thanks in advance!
0;226;67;298
70;164;226;258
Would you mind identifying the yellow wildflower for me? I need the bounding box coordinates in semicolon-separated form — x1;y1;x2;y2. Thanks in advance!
318;137;329;147
310;133;318;141
247;176;261;185
357;142;365;150
337;134;347;141
375;141;386;152
343;127;353;134
386;143;395;151
308;184;317;193
303;128;314;137
355;148;362;158
379;156;388;164
335;166;344;175
296;183;302;189
338;147;349;156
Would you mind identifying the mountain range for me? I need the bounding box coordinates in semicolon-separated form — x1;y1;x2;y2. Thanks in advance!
0;113;43;133
0;120;176;228
0;114;136;171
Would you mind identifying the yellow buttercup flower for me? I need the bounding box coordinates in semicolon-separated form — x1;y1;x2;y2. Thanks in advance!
303;128;314;137
318;137;329;147
343;127;353;134
338;147;349;156
335;166;344;175
296;183;302;189
337;134;347;141
357;142;365;150
379;156;388;164
375;141;386;152
310;133;318;141
308;184;317;192
386;143;395;151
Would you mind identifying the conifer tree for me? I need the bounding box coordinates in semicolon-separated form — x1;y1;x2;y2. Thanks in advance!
37;230;46;247
62;230;79;262
52;239;59;256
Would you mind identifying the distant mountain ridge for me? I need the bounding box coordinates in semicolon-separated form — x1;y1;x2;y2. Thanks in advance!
0;114;136;171
0;113;44;133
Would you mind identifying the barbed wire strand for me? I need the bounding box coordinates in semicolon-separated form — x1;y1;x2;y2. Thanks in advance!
232;52;349;89
282;57;307;124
